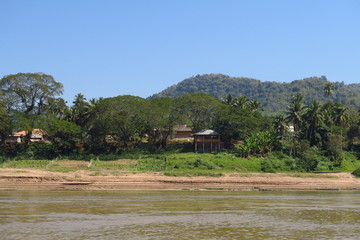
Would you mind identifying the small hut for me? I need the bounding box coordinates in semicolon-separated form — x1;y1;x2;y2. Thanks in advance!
193;129;221;153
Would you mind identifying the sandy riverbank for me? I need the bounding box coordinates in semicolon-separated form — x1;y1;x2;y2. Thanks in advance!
1;168;360;191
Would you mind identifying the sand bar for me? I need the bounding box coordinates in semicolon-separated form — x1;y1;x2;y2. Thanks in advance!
1;168;360;191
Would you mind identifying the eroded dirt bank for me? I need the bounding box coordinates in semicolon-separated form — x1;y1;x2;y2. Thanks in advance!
1;168;360;191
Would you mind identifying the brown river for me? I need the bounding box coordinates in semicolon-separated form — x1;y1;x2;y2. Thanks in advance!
0;190;359;239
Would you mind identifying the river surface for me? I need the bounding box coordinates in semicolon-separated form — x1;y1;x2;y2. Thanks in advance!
0;190;359;240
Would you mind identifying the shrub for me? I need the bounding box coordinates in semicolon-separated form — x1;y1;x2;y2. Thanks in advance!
26;143;60;159
293;140;321;171
193;159;216;170
284;157;298;171
0;144;25;158
352;168;360;177
180;158;217;170
315;160;332;171
0;155;8;163
260;158;284;173
332;152;360;172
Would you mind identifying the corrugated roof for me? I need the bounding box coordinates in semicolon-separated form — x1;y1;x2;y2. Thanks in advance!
193;129;219;135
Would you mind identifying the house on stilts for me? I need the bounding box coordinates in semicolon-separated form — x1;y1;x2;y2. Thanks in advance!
193;129;221;153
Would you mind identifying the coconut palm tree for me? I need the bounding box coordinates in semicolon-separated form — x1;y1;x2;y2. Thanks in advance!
248;100;263;112
324;82;335;98
285;93;305;132
303;100;325;145
273;114;288;138
70;93;91;142
321;101;336;132
223;94;234;106
333;104;349;128
332;104;349;143
233;96;249;109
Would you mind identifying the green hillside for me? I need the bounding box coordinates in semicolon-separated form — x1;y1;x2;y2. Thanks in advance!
149;74;360;114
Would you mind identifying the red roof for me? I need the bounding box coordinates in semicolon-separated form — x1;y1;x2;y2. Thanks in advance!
14;129;49;136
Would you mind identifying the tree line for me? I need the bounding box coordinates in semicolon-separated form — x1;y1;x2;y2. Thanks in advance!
0;73;359;171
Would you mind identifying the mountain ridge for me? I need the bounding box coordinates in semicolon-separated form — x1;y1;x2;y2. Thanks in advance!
149;74;360;114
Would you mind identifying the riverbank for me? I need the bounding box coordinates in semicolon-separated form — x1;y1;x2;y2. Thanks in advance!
1;168;360;191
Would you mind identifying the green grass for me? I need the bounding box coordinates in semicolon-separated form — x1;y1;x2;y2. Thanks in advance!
0;159;51;168
135;153;263;176
1;152;359;177
90;159;138;171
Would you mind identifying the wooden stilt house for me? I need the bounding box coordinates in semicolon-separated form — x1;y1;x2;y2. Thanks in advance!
194;129;221;153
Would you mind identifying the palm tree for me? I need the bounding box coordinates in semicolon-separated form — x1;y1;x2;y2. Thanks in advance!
70;93;91;142
321;101;336;131
273;114;288;138
303;100;325;145
285;93;305;132
248;100;263;112
47;97;69;120
233;96;249;109
333;104;349;143
223;94;234;106
324;82;335;98
333;104;349;128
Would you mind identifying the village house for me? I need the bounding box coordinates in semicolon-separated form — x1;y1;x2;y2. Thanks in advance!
160;124;193;141
193;129;221;153
5;129;51;144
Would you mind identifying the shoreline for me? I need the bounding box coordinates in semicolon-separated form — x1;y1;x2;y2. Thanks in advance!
1;168;360;191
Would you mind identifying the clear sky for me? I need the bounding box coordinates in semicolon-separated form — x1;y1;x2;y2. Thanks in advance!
1;0;359;103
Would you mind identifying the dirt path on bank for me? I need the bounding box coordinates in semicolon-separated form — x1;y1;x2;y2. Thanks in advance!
1;168;360;191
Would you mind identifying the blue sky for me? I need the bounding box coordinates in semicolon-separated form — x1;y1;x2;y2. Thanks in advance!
1;0;359;103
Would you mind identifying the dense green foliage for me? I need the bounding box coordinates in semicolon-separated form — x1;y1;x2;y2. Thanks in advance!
1;72;359;174
353;168;360;177
150;74;360;114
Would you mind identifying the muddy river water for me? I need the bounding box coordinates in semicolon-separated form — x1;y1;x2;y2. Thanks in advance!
0;190;359;239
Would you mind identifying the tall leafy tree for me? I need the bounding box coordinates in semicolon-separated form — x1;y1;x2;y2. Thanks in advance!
212;103;264;147
0;73;63;148
0;73;63;115
150;97;182;147
176;93;221;133
89;95;151;149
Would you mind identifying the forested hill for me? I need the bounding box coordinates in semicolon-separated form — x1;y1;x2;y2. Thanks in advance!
149;74;360;114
